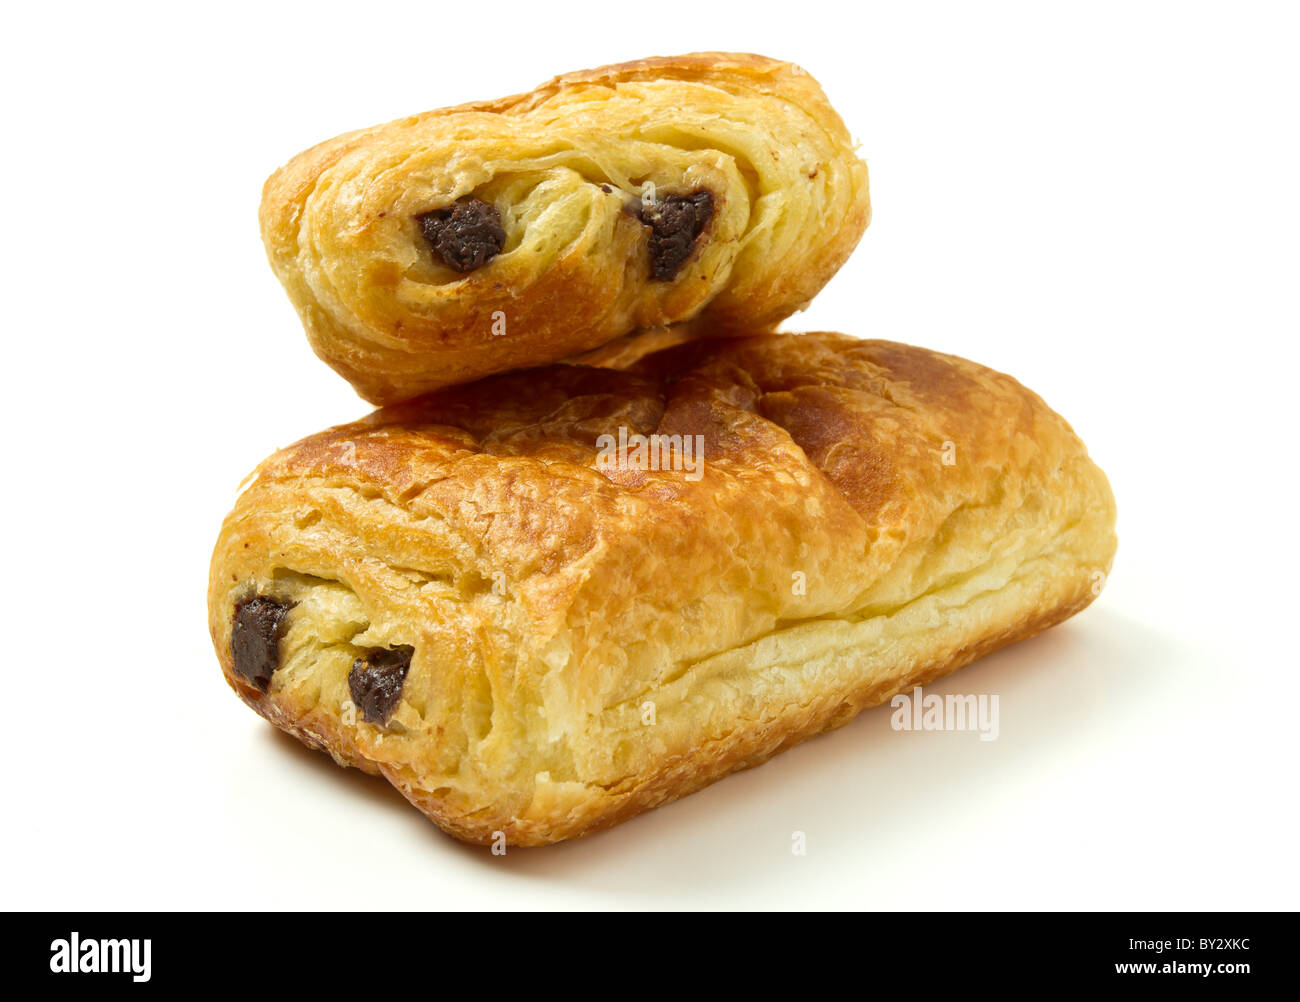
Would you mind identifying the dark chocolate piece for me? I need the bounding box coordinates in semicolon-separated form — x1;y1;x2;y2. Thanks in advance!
231;596;293;692
416;198;506;272
348;646;415;725
638;190;715;281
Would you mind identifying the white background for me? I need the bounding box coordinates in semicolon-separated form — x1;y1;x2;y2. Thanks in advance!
3;1;1296;910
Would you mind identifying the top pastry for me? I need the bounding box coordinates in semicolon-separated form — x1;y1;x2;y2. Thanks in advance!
260;53;871;404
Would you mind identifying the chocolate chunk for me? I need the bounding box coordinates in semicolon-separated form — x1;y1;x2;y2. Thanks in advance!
638;190;715;281
416;198;506;272
348;646;415;725
231;596;293;692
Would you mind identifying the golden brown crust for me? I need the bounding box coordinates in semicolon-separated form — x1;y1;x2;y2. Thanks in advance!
259;53;871;404
208;332;1117;845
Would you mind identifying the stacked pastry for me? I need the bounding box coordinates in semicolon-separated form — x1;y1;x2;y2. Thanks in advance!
210;53;1116;845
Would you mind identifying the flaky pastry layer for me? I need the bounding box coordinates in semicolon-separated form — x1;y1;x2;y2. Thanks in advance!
260;53;871;404
208;333;1116;845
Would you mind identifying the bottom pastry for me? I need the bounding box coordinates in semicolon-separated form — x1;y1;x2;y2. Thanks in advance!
208;332;1117;845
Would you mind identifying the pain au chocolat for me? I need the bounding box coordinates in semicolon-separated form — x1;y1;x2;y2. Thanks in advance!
259;53;871;404
208;332;1117;845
